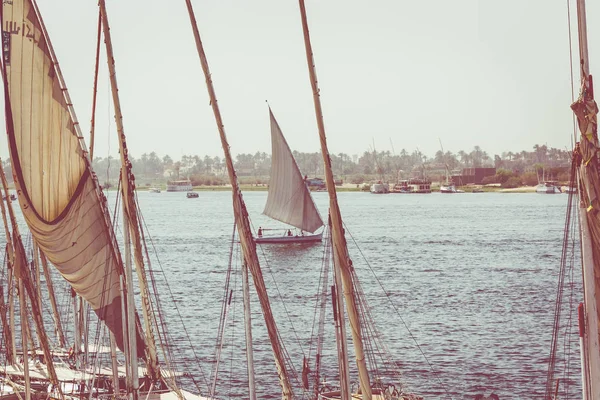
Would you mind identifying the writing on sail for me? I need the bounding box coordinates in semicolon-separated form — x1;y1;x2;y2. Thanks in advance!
4;20;39;43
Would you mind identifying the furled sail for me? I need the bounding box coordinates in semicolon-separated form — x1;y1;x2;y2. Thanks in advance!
1;0;144;357
263;109;323;233
572;75;600;397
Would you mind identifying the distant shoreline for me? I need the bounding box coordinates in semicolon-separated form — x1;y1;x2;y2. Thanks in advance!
137;184;545;193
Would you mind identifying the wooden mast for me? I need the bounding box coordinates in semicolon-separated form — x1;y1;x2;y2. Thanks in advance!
0;170;15;365
183;1;294;398
97;0;163;387
0;161;63;400
574;1;600;399
38;250;66;348
242;261;257;400
297;0;373;398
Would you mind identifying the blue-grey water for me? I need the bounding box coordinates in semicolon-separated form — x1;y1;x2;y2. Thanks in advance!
5;190;582;399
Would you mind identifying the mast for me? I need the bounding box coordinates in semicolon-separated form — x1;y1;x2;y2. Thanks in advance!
0;174;15;365
573;0;600;399
39;250;66;348
242;261;257;400
297;0;373;398
331;240;351;398
0;162;63;399
98;0;161;384
183;1;294;397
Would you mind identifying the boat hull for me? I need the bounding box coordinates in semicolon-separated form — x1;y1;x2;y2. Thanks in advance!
255;232;322;244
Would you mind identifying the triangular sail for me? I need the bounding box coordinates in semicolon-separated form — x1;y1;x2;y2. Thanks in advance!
1;0;144;357
263;109;323;233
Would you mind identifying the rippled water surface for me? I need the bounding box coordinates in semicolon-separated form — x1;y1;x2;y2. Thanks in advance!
10;190;583;399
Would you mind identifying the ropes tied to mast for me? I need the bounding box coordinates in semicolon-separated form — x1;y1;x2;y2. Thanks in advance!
544;147;580;399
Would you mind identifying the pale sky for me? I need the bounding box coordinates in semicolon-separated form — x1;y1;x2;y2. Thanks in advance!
4;0;596;160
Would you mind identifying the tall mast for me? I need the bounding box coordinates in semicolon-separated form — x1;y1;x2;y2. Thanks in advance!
183;1;294;397
0;170;15;365
38;250;66;348
297;0;373;398
0;162;63;399
97;0;162;386
242;261;257;400
573;0;600;399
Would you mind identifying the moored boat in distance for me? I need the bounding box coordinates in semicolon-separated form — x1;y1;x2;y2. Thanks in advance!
186;192;199;198
166;179;192;192
370;181;389;194
148;187;161;193
535;181;562;194
392;178;432;193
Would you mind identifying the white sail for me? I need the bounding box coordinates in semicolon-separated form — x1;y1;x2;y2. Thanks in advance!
263;109;323;233
1;0;144;357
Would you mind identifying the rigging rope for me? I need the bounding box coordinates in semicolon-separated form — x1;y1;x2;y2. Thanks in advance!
544;150;579;399
343;222;453;399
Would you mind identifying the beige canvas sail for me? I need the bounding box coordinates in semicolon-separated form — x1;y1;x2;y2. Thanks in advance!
1;0;144;357
263;109;323;233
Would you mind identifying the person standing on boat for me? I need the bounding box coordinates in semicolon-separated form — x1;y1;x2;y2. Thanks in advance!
287;229;292;236
258;227;263;237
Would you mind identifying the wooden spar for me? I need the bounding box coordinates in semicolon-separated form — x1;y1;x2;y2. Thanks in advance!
332;251;351;398
0;173;15;364
110;333;120;397
183;1;294;398
73;290;81;369
39;250;66;348
241;261;257;400
122;198;139;400
97;0;162;384
0;162;63;399
574;1;600;399
31;243;43;339
297;0;373;398
17;280;30;400
89;10;102;161
577;0;590;78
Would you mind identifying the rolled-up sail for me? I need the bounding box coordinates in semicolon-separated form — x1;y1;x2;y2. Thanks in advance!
1;0;145;357
263;109;323;233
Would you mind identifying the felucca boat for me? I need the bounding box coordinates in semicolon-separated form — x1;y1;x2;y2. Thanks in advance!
0;1;211;399
256;107;324;244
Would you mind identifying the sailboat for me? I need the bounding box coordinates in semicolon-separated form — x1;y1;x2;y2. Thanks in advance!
297;1;421;399
438;139;461;194
544;0;600;399
0;1;210;399
256;107;324;244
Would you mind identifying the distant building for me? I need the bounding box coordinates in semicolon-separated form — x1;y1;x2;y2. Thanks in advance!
452;167;496;185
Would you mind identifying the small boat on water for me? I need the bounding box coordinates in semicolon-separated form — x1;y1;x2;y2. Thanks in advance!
255;228;322;244
370;181;389;194
440;182;464;193
148;187;161;193
472;187;485;193
255;107;324;244
186;191;199;198
536;181;562;194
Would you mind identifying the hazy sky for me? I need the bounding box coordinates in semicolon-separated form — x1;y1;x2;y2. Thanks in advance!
4;0;597;160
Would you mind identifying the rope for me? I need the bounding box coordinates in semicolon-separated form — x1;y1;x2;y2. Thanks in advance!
544;154;579;398
343;222;453;399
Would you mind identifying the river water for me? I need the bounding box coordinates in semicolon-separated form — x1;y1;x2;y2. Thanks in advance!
127;190;580;400
6;190;581;399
